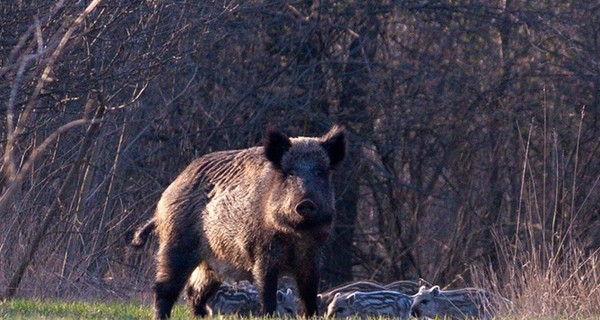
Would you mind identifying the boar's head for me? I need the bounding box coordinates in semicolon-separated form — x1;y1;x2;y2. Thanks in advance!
263;125;346;239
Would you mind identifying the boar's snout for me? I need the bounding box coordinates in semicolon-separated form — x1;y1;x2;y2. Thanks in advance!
295;199;318;217
294;197;334;232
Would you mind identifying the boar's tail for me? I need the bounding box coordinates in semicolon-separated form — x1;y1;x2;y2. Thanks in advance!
131;218;156;248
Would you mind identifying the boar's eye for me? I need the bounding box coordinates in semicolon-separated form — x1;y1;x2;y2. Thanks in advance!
288;169;297;177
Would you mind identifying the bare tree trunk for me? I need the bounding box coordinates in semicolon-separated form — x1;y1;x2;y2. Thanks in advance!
324;5;380;285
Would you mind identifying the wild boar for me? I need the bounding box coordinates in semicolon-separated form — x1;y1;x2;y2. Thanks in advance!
326;290;413;319
316;280;386;315
383;280;425;295
411;285;505;320
145;125;346;319
203;282;297;317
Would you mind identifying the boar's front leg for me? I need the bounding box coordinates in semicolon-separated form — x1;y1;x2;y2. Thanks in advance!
253;258;279;315
296;260;320;316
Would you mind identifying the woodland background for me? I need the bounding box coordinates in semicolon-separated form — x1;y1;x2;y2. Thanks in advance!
1;0;599;312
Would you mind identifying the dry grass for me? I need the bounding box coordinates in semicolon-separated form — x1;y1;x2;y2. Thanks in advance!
470;111;600;319
471;238;600;319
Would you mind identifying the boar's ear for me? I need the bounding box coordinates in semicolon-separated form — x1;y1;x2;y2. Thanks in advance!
264;127;292;168
320;124;347;169
317;294;323;305
347;293;356;306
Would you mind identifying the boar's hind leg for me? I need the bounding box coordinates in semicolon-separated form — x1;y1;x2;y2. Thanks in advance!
154;243;199;319
185;262;221;316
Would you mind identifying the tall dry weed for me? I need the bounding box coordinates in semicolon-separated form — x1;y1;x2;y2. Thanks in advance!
472;109;600;318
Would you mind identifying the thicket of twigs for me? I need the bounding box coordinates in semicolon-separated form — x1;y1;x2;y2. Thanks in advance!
1;1;599;316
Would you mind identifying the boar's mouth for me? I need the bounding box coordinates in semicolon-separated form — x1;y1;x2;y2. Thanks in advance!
295;212;334;231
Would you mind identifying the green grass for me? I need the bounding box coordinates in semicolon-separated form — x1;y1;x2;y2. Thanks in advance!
3;299;598;320
0;299;286;319
0;299;192;319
